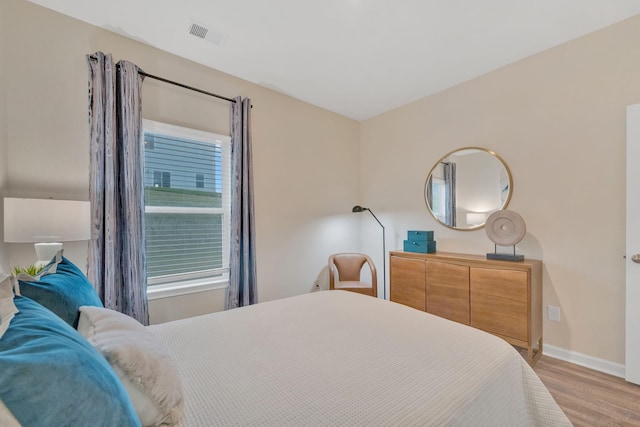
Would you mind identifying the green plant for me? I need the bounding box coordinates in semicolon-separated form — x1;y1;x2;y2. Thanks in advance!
12;264;45;277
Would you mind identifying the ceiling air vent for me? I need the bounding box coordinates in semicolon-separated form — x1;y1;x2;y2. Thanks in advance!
188;20;229;46
189;23;209;39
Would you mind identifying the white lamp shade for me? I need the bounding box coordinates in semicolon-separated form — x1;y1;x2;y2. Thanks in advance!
466;212;487;226
4;198;91;243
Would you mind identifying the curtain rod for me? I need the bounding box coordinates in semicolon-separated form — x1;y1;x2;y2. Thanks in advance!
88;54;236;104
139;71;236;104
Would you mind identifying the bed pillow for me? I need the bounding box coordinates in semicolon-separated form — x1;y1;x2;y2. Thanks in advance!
78;306;184;427
17;251;103;328
0;274;18;339
0;399;20;427
0;296;141;427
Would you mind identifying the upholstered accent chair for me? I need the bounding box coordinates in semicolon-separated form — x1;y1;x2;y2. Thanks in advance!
328;253;377;297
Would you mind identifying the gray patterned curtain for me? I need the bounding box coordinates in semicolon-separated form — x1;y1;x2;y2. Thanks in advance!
444;162;457;227
87;52;148;325
227;97;258;309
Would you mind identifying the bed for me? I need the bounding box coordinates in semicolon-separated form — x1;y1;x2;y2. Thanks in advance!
0;254;571;426
149;290;570;426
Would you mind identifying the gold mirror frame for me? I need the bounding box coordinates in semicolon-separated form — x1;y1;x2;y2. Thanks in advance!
424;147;513;231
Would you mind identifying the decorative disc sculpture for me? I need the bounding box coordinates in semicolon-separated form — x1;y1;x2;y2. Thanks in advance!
485;210;526;261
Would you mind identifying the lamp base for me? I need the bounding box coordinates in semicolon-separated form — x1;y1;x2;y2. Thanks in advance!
34;242;63;268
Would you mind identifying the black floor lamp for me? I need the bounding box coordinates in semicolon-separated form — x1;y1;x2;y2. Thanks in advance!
352;205;386;300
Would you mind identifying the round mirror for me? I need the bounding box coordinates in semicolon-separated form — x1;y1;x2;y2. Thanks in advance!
424;147;512;230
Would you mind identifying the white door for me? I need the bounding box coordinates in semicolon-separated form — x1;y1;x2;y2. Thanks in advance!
626;103;640;385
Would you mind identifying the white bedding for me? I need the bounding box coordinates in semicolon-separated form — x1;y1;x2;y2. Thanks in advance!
148;290;571;426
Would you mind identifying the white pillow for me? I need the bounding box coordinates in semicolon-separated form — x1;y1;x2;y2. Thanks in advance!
0;274;19;340
0;398;20;427
78;306;184;427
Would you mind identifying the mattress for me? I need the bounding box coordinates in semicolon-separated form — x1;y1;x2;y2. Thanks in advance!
148;290;571;426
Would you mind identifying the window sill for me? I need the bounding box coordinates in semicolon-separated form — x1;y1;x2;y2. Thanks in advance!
147;276;228;300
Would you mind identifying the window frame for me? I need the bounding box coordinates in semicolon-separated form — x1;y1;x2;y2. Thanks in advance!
142;119;231;299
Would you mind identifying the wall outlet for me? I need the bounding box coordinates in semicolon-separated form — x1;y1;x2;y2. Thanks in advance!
547;305;561;322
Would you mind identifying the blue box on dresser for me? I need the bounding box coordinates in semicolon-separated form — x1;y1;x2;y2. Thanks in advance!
404;239;436;254
407;230;434;242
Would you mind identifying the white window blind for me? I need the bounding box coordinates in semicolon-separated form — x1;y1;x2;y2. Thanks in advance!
142;120;231;287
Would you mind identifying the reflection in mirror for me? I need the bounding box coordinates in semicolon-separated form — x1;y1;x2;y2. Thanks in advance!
425;147;512;230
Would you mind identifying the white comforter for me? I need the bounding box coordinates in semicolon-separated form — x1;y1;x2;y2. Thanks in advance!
148;290;571;426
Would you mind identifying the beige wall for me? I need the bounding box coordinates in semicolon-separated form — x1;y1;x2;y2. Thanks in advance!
2;0;361;322
360;14;640;365
5;0;640;366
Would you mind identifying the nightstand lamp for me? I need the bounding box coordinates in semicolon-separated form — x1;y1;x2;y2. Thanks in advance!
4;198;91;267
466;212;486;227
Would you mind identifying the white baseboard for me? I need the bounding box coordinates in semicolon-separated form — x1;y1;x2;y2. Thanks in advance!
544;344;625;379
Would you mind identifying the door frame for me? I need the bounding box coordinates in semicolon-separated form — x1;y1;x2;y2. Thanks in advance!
626;103;640;384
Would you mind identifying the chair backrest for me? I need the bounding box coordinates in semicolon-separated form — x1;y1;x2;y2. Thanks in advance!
328;253;377;297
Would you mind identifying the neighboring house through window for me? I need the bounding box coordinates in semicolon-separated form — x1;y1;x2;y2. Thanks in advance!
143;119;231;298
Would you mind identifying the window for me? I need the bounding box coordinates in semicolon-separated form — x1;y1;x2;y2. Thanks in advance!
143;120;231;294
195;173;205;189
153;170;171;188
430;177;447;223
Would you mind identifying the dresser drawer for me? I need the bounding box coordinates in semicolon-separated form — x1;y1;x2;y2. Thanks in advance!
470;268;528;302
390;256;426;311
471;293;528;341
425;261;470;324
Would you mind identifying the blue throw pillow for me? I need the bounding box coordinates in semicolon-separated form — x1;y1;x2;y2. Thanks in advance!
0;296;141;427
18;252;103;328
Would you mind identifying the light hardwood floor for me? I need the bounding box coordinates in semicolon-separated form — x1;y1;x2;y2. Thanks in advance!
534;356;640;426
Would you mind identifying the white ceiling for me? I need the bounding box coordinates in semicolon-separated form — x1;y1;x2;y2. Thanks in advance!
28;0;640;121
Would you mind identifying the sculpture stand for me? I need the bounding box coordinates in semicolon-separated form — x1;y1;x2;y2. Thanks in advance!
486;244;524;262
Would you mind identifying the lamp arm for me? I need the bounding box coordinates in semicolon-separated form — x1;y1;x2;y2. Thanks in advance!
365;209;385;231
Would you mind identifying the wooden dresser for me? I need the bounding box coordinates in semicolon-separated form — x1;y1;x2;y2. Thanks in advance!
389;251;543;365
